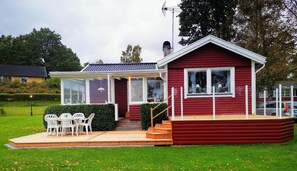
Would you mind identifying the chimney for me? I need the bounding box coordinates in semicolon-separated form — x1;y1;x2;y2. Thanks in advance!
163;41;171;57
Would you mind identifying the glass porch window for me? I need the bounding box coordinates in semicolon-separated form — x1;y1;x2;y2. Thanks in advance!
188;70;207;95
131;78;143;102
147;78;164;102
63;79;86;104
211;70;231;94
89;79;108;103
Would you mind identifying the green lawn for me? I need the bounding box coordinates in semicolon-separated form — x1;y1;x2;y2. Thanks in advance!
0;101;296;170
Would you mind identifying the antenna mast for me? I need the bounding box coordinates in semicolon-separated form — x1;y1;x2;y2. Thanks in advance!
162;1;180;52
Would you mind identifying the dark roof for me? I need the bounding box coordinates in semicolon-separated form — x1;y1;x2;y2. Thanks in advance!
0;65;47;77
82;63;157;72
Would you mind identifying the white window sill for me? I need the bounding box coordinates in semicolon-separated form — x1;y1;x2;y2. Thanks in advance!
186;94;234;98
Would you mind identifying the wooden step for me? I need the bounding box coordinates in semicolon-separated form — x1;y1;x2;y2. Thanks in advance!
155;123;172;128
146;132;172;139
146;120;172;140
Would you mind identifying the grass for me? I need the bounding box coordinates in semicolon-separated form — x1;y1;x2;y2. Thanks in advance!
0;101;296;170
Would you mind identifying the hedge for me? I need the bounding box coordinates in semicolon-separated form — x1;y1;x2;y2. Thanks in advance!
0;93;60;101
140;103;168;130
43;104;116;131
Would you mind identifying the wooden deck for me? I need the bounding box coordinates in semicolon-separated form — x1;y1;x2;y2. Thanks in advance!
170;115;295;145
8;131;173;149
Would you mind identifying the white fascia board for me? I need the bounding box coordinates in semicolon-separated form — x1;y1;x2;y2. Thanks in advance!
49;69;167;78
157;35;267;67
80;63;90;72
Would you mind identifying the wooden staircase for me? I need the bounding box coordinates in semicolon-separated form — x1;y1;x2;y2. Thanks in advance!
146;120;172;139
115;118;141;131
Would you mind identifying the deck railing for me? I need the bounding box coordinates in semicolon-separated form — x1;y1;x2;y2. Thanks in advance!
150;95;172;128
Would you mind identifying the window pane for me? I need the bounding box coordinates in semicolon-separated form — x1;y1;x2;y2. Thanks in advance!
212;70;231;93
90;79;108;103
63;79;86;104
131;78;143;102
147;78;164;102
188;71;207;94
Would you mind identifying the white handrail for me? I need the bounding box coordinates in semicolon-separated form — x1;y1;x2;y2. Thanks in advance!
279;84;282;118
212;86;216;120
264;90;266;116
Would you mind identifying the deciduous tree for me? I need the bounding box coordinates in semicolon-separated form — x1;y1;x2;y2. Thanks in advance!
120;45;142;63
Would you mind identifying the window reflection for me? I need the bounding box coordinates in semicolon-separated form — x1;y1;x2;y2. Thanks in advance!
147;78;164;102
63;79;86;104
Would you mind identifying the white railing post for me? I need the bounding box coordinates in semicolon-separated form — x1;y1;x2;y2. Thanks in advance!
212;86;216;120
245;85;249;119
276;88;279;116
171;87;175;121
291;85;294;117
180;87;184;120
264;90;267;116
114;104;118;121
279;84;282;118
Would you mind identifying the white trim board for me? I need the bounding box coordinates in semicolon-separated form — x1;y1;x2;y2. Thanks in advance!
157;35;267;67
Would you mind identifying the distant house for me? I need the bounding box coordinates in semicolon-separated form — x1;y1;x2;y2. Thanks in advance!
0;64;47;83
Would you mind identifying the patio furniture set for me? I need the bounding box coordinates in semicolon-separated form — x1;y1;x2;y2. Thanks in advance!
44;113;95;136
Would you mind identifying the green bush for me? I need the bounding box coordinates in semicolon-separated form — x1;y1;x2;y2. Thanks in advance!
0;81;60;94
0;93;60;101
43;104;116;131
140;103;168;130
45;78;60;88
0;107;4;115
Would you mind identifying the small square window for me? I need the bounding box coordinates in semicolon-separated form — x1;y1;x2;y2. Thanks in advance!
20;77;28;84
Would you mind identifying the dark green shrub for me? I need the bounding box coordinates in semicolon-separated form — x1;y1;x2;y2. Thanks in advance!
0;107;4;115
43;104;116;131
45;78;60;88
0;93;59;101
140;103;168;130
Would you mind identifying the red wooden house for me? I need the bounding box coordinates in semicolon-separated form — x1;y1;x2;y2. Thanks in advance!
51;35;266;118
50;35;294;144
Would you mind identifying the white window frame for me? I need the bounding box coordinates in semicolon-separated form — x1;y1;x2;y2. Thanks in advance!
184;67;235;98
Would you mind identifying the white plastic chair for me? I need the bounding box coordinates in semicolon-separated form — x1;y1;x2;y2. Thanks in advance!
73;113;85;134
44;114;61;136
80;113;95;135
59;113;77;136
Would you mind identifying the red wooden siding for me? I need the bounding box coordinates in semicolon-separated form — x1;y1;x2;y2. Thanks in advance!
129;105;141;121
115;79;128;117
171;118;294;145
167;43;252;116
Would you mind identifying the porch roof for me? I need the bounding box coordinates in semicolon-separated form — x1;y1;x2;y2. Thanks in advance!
50;69;166;78
50;62;166;78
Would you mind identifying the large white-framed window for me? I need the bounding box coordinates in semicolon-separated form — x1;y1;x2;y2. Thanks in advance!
63;79;86;104
129;77;165;104
184;67;235;98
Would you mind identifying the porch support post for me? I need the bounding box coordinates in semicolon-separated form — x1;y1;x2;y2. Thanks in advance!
85;79;90;104
291;85;294;117
107;75;111;103
60;79;64;104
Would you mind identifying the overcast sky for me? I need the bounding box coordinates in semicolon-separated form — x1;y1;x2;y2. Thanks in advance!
0;0;183;65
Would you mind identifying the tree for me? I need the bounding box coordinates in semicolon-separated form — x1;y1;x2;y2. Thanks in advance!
0;28;82;72
96;59;104;64
178;0;238;45
120;45;142;63
234;0;297;94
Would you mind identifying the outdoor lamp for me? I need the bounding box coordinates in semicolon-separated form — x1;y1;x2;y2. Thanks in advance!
29;94;33;116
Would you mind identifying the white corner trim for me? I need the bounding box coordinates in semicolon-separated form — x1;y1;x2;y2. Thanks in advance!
251;61;256;114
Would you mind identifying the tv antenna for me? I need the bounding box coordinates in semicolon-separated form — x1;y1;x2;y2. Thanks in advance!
162;1;180;52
